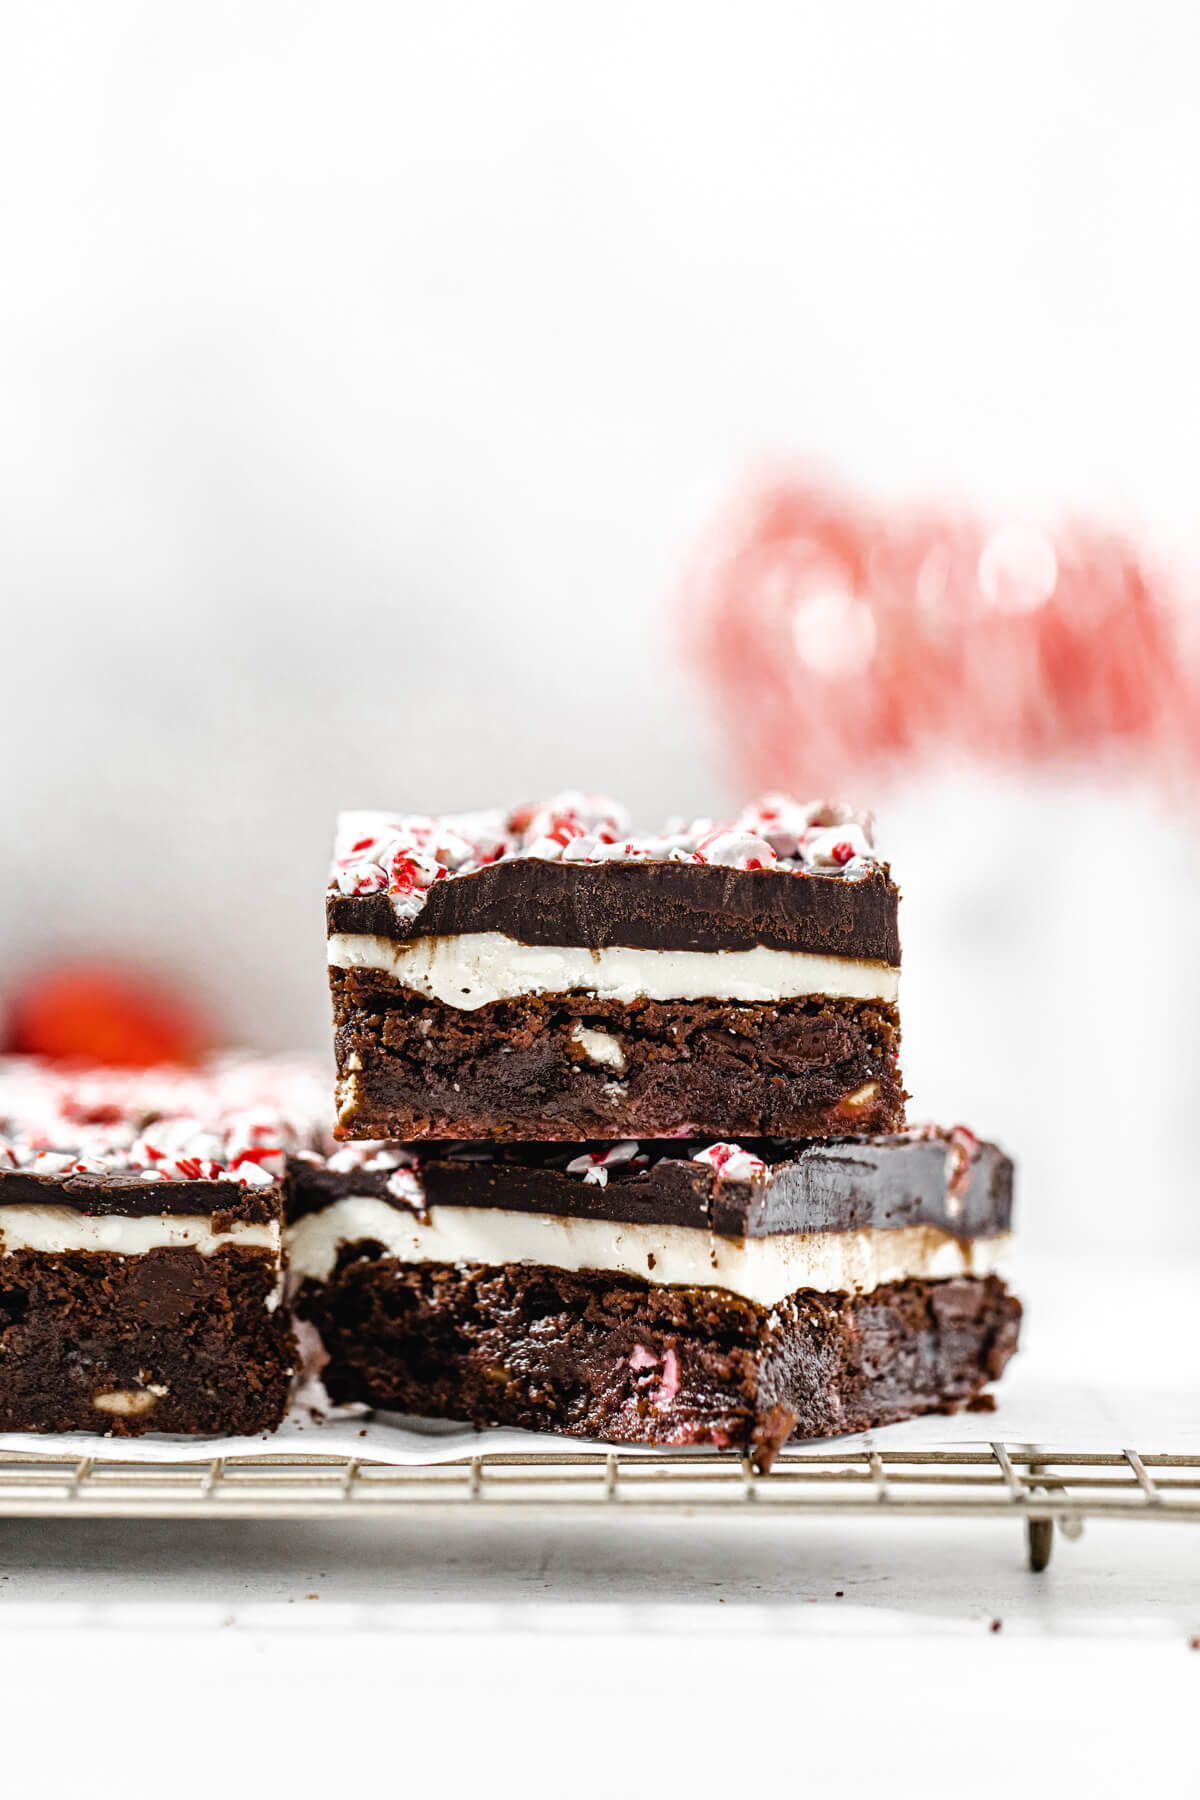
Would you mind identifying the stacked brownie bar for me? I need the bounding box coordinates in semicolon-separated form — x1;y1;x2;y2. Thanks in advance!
0;1058;315;1436
304;792;1020;1465
327;794;903;1138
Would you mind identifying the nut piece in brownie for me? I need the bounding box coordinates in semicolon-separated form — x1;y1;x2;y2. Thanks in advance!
0;1059;312;1437
327;792;905;1140
288;1126;1019;1466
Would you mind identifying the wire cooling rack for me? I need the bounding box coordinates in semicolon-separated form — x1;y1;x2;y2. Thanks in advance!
1;1444;1198;1569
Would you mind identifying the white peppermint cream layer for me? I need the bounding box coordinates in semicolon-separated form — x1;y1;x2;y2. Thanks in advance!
285;1198;1008;1306
0;1207;281;1258
327;931;899;1012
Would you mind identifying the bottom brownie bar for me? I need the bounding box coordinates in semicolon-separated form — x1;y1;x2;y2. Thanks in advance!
297;1258;1020;1469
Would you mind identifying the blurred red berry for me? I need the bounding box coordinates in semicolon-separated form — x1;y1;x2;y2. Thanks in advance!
5;965;209;1067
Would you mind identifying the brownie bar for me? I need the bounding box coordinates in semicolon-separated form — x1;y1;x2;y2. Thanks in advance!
327;794;905;1140
297;1260;1020;1469
287;1127;1018;1460
0;1059;305;1437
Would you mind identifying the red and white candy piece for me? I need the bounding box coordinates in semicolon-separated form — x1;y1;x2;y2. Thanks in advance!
229;1158;279;1188
227;1146;287;1183
385;1167;426;1211
691;828;778;871
525;817;587;861
334;861;388;897
801;822;874;869
691;1142;767;1182
325;1142;413;1175
565;1141;643;1188
29;1151;76;1177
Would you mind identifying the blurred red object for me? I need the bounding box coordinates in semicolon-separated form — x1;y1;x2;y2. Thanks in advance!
5;965;209;1067
685;476;1199;792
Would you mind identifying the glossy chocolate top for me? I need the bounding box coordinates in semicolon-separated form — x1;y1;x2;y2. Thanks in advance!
288;1129;1011;1241
328;858;899;961
327;793;900;963
0;1166;282;1223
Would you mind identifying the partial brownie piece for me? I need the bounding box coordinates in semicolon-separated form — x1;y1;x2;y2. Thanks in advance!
288;1128;1019;1465
0;1059;305;1436
327;793;906;1140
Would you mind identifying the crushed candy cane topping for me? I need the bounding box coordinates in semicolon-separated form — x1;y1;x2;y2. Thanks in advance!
323;1141;415;1177
561;1141;771;1188
330;791;879;922
0;1055;331;1189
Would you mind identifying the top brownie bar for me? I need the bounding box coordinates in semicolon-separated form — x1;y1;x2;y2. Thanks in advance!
327;793;905;1142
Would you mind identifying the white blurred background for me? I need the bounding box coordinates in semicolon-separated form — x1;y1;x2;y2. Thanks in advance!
2;2;1198;1251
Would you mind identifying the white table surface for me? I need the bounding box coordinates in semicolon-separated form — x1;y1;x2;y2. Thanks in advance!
1;1250;1196;1795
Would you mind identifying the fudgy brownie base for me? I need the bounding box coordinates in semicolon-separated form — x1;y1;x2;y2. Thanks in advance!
0;1247;294;1436
330;967;905;1141
297;1256;1018;1469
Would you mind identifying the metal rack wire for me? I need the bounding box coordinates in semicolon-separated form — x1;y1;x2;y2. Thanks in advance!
2;1444;1198;1568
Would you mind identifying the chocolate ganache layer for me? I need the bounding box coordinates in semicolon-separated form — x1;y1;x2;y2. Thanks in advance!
288;1129;1010;1242
328;859;900;962
0;1168;280;1223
